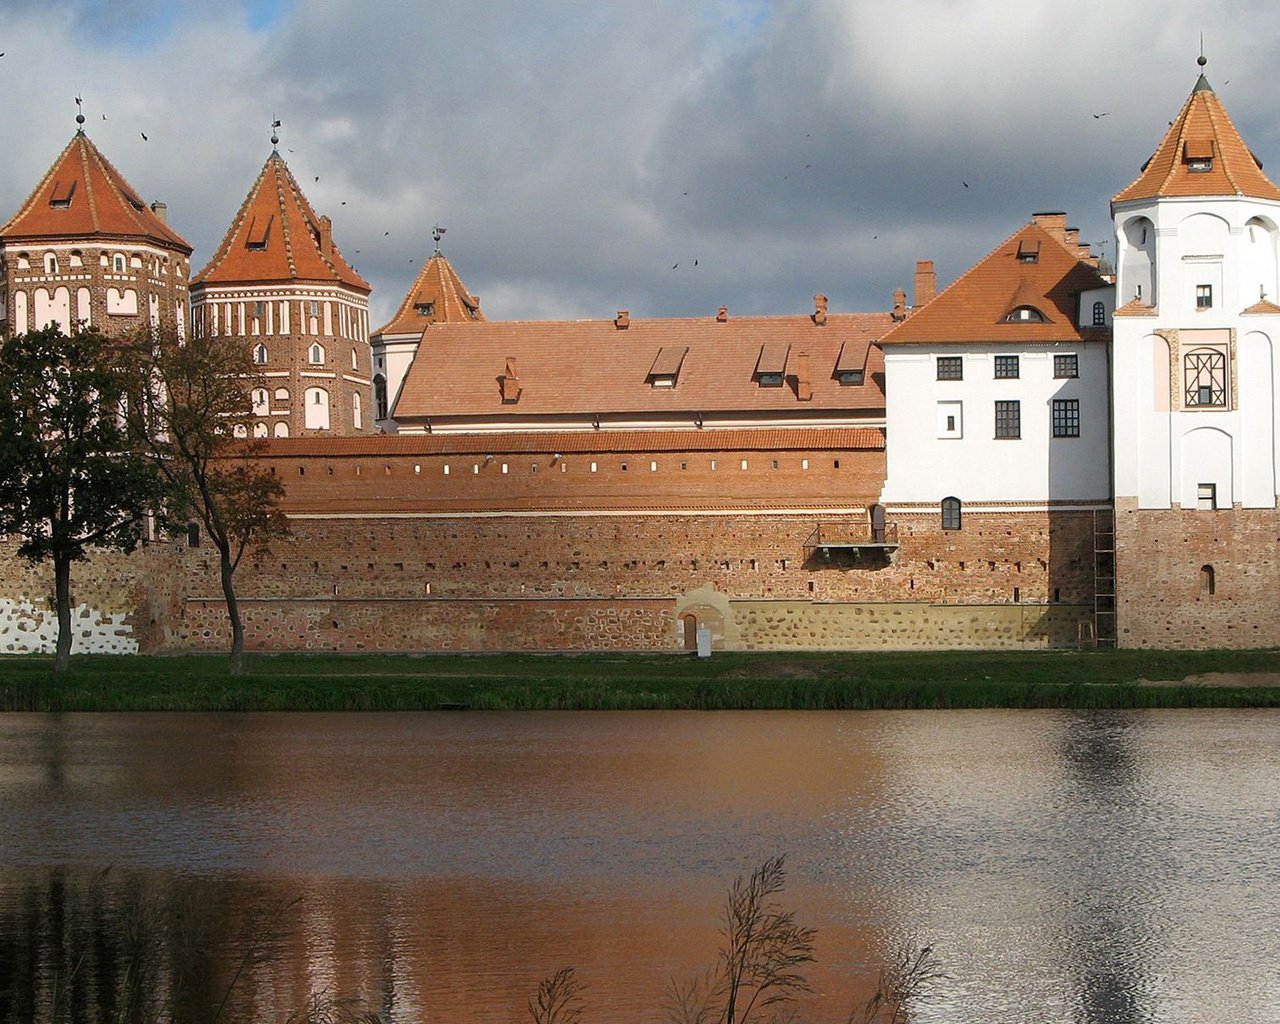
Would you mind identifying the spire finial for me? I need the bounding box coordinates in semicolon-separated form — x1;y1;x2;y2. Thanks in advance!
74;95;85;131
1198;33;1206;67
432;224;447;256
270;116;281;150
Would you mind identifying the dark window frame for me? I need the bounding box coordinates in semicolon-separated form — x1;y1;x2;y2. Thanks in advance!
995;400;1021;439
936;356;963;381
1054;354;1079;379
994;355;1020;379
941;496;962;531
1052;398;1080;437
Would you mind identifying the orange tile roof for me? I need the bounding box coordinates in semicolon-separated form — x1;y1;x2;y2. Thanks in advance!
374;251;484;335
0;132;191;252
253;427;886;458
878;220;1110;346
393;312;890;421
1113;75;1280;205
1242;297;1280;315
192;152;369;292
1113;297;1158;317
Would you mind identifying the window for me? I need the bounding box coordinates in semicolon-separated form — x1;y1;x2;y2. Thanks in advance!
937;400;962;439
1016;239;1040;264
836;369;864;386
1052;398;1080;437
112;253;126;274
995;400;1020;439
1054;354;1079;379
941;497;962;531
44;253;57;274
1196;284;1213;310
309;343;325;364
757;372;783;388
415;302;435;317
373;375;388;420
1184;349;1227;408
1197;483;1217;510
304;387;330;430
186;523;200;548
1092;301;1105;326
1184;140;1214;172
351;347;358;370
936;356;963;380
1005;306;1046;322
994;355;1019;379
353;392;362;430
253;343;268;365
251;388;269;415
1200;564;1216;595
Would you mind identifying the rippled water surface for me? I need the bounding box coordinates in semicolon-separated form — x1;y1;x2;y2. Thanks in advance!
2;710;1278;1023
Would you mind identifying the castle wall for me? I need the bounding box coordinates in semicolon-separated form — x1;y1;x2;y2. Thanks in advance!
1114;497;1280;649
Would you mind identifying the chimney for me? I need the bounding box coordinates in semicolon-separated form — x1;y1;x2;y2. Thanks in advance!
795;351;813;401
716;305;728;322
318;215;333;257
914;260;936;308
614;310;630;329
892;287;908;321
149;201;168;224
500;356;521;403
811;293;828;326
1064;227;1079;247
1031;211;1067;242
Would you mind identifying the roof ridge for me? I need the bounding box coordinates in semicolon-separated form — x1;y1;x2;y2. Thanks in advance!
1203;93;1241;195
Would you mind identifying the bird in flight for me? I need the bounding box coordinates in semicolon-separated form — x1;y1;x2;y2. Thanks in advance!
384;231;390;236
672;263;679;269
314;176;319;182
1093;112;1110;119
962;181;969;188
140;132;148;141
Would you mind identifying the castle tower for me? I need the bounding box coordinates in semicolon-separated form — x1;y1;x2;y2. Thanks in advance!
369;232;483;431
190;147;372;438
0;127;193;339
1110;59;1280;646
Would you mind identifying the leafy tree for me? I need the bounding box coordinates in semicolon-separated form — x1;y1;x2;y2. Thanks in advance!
122;330;287;676
0;325;158;672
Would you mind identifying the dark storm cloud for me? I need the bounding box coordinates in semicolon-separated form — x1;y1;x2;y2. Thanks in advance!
2;1;1279;324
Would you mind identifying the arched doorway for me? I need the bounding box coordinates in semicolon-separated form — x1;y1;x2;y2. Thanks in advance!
681;614;698;651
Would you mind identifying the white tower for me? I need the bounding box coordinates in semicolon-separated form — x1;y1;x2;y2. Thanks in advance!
1110;59;1280;647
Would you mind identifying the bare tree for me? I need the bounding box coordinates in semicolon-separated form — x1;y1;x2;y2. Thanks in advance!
528;966;587;1024
848;938;944;1024
122;330;287;675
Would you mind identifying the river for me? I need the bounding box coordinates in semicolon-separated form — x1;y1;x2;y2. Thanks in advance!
1;710;1277;1023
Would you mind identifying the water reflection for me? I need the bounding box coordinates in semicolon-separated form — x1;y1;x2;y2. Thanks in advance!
1;711;1279;1023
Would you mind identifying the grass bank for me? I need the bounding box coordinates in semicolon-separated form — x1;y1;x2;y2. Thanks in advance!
1;648;1278;711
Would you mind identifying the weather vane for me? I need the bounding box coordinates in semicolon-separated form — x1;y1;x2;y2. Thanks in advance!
270;116;281;149
1198;32;1206;69
75;95;85;131
432;224;447;255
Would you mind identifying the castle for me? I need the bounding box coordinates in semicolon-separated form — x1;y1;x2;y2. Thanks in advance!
0;66;1276;655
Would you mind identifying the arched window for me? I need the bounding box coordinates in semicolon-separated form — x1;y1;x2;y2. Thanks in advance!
352;392;362;430
251;388;269;415
1092;301;1105;326
1184;349;1227;407
304;387;330;430
273;421;290;438
374;374;388;420
274;387;290;404
253;343;269;365
309;342;325;365
351;347;359;370
253;421;269;438
1200;564;1216;596
44;252;57;275
1005;305;1046;323
941;496;962;531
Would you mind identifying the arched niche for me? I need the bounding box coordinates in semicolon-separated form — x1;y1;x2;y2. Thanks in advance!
1179;426;1233;509
1243;215;1279;305
1120;216;1156;305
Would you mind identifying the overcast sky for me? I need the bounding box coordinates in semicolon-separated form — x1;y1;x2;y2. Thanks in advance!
2;1;1278;328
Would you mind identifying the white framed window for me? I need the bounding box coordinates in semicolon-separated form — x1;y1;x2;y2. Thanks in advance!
44;252;57;274
253;343;268;365
937;400;963;439
309;342;325;365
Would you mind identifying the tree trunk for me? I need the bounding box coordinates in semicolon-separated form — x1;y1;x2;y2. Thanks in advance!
53;554;73;673
219;543;245;677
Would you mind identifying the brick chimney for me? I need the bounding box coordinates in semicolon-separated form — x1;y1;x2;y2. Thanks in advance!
892;287;907;321
716;305;728;322
811;293;828;326
914;261;936;308
318;215;333;257
500;356;521;403
1031;211;1067;243
795;351;813;401
614;310;630;329
149;201;168;224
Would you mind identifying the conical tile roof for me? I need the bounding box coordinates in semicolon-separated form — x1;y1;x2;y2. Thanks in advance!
375;250;484;335
193;151;369;292
1113;75;1280;205
0;131;191;252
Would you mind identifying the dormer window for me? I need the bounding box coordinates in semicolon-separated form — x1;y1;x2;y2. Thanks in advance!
1006;306;1046;323
1184;139;1214;173
49;180;75;209
246;215;272;251
415;302;434;317
836;369;864;386
647;345;688;388
754;342;789;388
834;341;865;387
1016;239;1040;264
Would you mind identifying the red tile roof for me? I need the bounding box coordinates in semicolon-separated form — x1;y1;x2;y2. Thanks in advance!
0;132;191;252
374;251;484;335
1113;76;1280;205
1241;297;1280;315
878;219;1110;346
393;311;890;421
192;152;369;292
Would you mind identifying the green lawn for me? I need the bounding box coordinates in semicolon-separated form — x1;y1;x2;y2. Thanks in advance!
1;648;1278;711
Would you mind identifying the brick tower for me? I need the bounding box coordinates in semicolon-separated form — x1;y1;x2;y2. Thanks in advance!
0;122;192;340
190;144;372;438
369;227;483;431
1110;58;1280;646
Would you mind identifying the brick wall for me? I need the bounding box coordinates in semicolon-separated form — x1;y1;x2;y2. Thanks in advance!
1114;497;1280;649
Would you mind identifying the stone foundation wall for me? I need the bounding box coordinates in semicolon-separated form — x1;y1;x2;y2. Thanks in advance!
1114;498;1280;649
